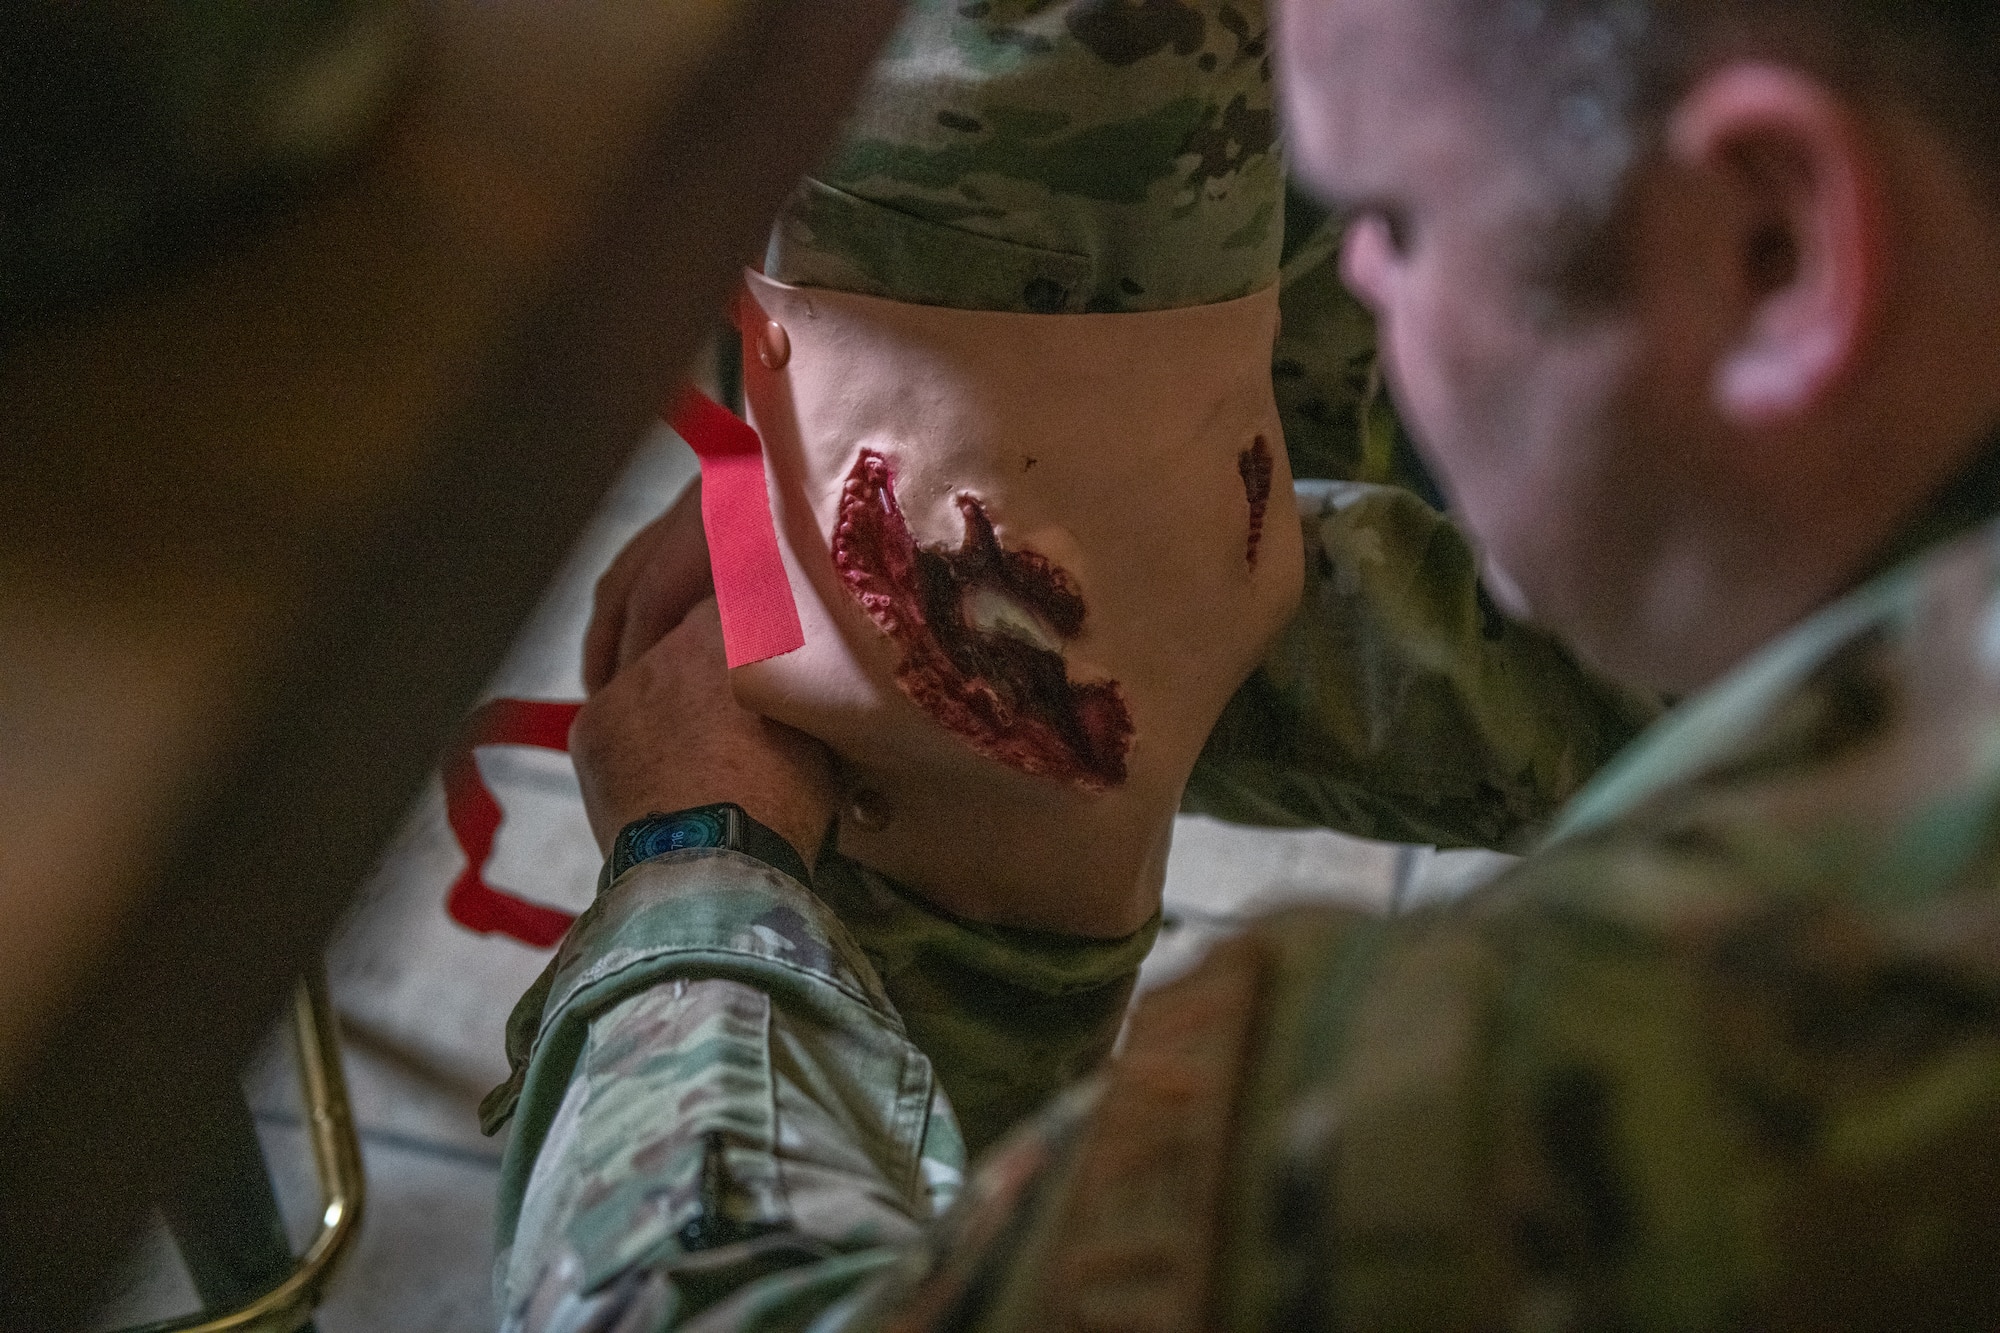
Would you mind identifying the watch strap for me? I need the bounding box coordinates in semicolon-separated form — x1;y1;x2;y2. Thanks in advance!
723;805;814;887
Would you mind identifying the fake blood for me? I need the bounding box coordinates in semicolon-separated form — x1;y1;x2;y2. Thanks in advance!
1239;435;1274;570
832;451;1134;789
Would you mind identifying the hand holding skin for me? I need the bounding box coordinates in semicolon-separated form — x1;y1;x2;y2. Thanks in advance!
582;479;712;696
570;598;837;868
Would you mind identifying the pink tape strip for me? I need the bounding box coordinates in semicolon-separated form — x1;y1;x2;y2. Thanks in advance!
668;387;806;668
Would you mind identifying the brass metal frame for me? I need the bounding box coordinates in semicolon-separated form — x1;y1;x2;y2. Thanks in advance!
127;973;365;1333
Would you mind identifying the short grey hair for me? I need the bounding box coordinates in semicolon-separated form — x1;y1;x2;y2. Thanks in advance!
1448;0;2000;307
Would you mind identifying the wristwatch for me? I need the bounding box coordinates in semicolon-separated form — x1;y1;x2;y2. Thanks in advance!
608;803;812;887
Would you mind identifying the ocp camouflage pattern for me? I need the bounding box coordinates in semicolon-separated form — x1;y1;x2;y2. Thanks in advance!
894;495;2000;1330
767;0;1284;314
493;852;967;1332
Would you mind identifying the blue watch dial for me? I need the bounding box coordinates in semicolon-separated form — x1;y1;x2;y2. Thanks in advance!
632;811;727;859
606;803;811;888
612;808;735;881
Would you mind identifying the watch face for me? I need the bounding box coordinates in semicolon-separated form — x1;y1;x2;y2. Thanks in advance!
608;803;807;887
628;810;730;865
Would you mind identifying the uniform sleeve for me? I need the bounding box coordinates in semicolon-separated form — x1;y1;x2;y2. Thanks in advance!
1184;480;1663;850
813;855;1159;1158
489;851;964;1333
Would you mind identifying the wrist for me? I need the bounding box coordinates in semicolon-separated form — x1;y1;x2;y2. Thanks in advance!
606;803;815;888
586;773;831;858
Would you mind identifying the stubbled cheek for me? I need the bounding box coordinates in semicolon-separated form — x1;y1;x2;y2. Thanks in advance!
832;451;1134;790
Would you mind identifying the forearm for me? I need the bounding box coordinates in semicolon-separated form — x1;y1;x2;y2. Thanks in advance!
491;852;962;1332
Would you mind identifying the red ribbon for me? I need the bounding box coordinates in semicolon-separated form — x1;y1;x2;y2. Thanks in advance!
444;698;583;948
668;387;805;669
443;384;800;948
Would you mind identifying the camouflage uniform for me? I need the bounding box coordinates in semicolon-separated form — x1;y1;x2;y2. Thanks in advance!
863;444;2000;1330
496;439;2000;1329
491;5;1662;1325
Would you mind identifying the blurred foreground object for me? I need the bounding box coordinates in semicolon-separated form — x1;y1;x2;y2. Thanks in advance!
0;0;903;1325
0;0;411;338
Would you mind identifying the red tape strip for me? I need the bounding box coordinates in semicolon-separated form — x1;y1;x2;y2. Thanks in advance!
444;698;583;948
668;387;805;668
444;384;797;947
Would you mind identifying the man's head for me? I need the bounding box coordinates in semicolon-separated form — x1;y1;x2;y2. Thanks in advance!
1279;0;2000;691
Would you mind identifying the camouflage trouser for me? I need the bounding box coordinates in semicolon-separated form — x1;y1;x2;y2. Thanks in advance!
768;0;1283;314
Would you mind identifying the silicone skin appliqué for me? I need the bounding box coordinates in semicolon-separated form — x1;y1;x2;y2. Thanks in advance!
730;270;1302;928
833;450;1134;789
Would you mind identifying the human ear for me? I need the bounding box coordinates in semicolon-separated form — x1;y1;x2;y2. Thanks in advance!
1339;213;1399;318
1667;64;1887;429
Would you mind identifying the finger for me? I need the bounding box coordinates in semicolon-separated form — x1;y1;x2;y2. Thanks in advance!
582;586;627;696
616;554;712;675
754;713;839;789
613;507;714;674
636;596;726;679
583;481;710;694
583;530;649;695
678;597;727;665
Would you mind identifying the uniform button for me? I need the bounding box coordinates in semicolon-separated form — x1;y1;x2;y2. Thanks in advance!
757;319;791;370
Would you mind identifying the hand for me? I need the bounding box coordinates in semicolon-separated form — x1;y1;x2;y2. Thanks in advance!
582;479;713;695
570;599;838;867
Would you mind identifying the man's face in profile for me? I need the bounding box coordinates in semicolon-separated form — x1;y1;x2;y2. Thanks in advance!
1276;0;1676;675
